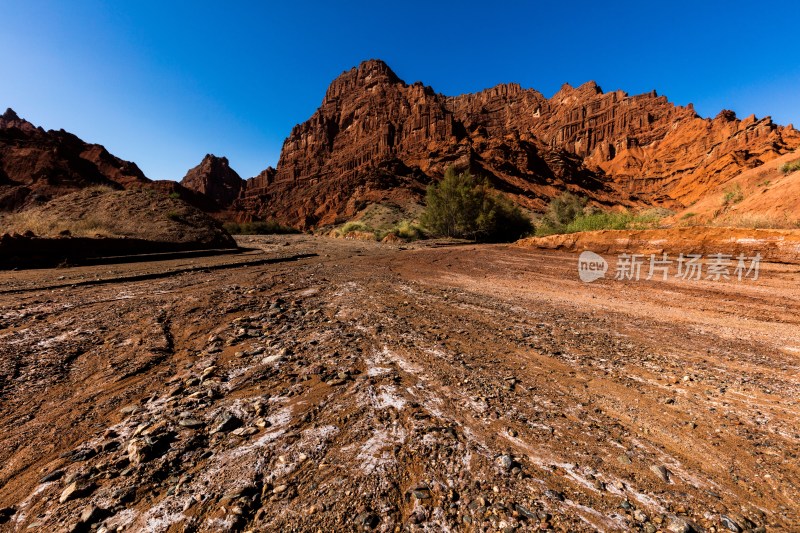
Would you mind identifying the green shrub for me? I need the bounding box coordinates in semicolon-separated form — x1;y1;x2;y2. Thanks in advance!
421;168;532;242
168;192;181;199
223;221;241;234
535;192;588;235
722;183;744;205
394;220;425;240
165;210;182;221
780;160;800;174
377;220;427;241
338;221;370;235
563;211;634;232
535;194;667;236
223;220;299;235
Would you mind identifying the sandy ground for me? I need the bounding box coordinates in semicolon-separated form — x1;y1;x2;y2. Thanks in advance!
0;235;798;532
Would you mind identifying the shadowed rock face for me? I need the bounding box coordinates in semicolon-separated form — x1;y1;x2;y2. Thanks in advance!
180;154;243;210
235;60;800;228
0;108;151;211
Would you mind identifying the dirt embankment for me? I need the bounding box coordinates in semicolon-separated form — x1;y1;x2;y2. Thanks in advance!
518;226;800;264
0;188;236;268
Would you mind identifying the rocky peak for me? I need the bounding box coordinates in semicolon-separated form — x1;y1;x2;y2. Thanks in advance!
0;108;37;132
180;154;243;209
550;81;603;104
323;59;404;105
2;108;19;121
715;109;738;122
358;59;400;80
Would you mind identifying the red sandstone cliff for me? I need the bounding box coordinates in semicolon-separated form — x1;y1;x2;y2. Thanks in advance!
235;60;800;228
4;59;799;230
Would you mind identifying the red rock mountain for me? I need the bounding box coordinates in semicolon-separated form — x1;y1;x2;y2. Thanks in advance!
226;60;799;228
0;108;150;211
180;154;243;209
4;59;799;230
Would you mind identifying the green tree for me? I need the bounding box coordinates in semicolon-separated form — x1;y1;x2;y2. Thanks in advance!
421;168;532;242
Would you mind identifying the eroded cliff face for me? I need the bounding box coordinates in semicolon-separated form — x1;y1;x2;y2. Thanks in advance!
234;59;800;228
5;59;798;229
238;61;618;227
236;61;460;226
527;85;798;205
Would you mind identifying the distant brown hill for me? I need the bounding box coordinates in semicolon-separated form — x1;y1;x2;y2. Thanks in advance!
0;187;236;268
0;108;218;217
0;108;151;211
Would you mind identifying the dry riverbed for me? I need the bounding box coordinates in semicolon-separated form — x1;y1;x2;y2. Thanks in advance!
0;235;798;532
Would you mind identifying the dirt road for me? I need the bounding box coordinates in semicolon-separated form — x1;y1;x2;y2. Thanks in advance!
0;235;798;532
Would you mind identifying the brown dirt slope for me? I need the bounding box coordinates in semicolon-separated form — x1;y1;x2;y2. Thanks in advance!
669;149;800;227
0;187;235;250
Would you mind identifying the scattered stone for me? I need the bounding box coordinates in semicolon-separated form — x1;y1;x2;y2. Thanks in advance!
127;433;173;465
543;489;564;501
231;427;258;437
59;480;96;504
650;464;671;482
201;366;217;380
496;454;514;471
412;487;432;500
514;504;536;520
79;505;107;526
665;515;692;533
40;469;65;483
211;413;242;434
62;447;97;463
119;405;140;415
262;354;283;365
720;515;742;532
178;418;204;429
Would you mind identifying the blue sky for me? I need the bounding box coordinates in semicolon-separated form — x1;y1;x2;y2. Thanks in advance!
1;1;799;181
